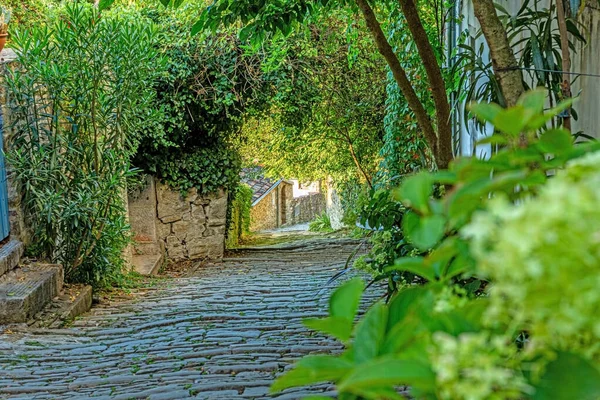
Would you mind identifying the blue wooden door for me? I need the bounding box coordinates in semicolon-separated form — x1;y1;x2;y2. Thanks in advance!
0;111;11;241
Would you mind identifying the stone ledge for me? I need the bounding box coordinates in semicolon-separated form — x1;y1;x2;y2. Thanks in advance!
0;263;63;324
28;284;93;329
0;48;16;64
133;253;164;276
0;239;23;277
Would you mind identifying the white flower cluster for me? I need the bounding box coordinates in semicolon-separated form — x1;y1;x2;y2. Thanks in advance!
463;151;600;360
429;332;531;400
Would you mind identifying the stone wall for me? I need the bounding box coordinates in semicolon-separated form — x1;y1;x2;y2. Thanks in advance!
285;192;326;226
128;178;228;262
249;188;279;232
0;49;29;245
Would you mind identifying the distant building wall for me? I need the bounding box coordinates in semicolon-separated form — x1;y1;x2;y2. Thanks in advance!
285;193;326;226
249;183;291;232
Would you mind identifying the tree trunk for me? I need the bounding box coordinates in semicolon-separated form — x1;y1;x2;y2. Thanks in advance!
354;0;450;168
472;0;525;107
398;0;453;169
556;0;572;130
348;140;373;189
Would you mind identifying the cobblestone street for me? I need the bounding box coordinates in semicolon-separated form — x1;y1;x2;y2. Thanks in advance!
0;238;376;400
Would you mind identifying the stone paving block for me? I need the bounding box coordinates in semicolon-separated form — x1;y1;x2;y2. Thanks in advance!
0;239;378;399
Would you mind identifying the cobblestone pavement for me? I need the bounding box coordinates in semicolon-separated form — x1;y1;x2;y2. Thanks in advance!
0;238;378;400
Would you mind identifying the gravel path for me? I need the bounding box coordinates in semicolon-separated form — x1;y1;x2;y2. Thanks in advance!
0;238;376;400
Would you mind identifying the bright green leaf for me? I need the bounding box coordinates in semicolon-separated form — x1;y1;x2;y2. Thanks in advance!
98;0;116;11
354;303;388;363
402;212;446;251
270;355;352;393
517;88;547;114
338;357;435;394
537;128;573;154
533;352;600;400
469;102;502;124
396;172;434;214
386;257;435;281
330;278;364;320
303;317;354;342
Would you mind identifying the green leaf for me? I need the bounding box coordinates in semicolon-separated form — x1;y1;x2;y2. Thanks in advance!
533;352;600;400
517;88;546;114
303;317;353;342
402;212;446;251
493;106;528;136
476;135;509;146
270;355;352;393
537;128;573;154
386;286;432;330
338;357;435;394
238;26;253;42
191;19;205;36
354;303;388;363
469;102;502;124
329;278;364;320
98;0;116;11
396;172;433;214
422;310;480;336
527;98;576;130
386;257;435;281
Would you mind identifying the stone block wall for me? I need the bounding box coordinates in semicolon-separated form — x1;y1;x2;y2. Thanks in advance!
285;192;326;226
128;178;228;262
154;182;227;261
249;189;279;232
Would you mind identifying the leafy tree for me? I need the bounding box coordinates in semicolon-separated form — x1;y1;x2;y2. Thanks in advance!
239;13;385;189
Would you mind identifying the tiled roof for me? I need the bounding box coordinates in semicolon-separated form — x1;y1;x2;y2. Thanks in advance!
240;167;280;204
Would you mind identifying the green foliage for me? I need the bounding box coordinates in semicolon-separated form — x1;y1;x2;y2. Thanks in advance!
308;213;332;233
130;3;265;196
272;91;600;399
6;4;159;287
226;183;253;248
1;0;55;31
239;13;385;190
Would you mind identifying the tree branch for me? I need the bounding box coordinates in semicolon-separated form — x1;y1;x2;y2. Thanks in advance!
398;0;452;169
354;0;442;167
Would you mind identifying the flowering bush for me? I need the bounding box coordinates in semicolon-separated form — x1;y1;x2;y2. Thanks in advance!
270;91;600;399
466;151;600;362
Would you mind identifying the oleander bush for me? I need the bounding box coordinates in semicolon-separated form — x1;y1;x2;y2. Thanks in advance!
6;4;159;287
271;90;600;399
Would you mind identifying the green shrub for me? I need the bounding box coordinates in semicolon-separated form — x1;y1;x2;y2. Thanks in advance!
309;213;333;232
271;91;600;399
6;4;160;287
129;2;267;196
226;183;253;248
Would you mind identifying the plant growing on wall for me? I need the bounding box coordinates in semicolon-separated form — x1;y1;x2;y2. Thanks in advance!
6;4;160;287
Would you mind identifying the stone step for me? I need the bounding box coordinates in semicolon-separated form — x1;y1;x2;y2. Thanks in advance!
132;254;164;276
0;240;24;277
133;241;162;256
0;264;63;324
28;284;93;329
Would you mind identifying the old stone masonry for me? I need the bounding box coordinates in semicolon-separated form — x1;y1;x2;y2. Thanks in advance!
0;238;378;400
